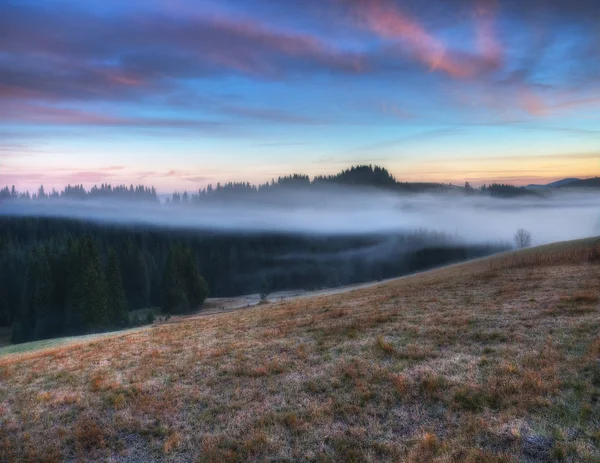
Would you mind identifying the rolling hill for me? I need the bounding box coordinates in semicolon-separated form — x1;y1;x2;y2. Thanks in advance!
1;238;599;462
567;177;600;188
527;177;600;189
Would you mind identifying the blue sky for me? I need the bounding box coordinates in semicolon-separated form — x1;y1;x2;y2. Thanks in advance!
1;0;599;192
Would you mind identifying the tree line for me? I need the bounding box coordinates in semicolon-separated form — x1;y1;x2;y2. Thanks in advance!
471;183;536;198
1;165;537;204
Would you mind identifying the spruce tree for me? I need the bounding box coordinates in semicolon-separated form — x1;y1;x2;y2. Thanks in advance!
31;247;56;339
162;244;188;313
13;247;54;342
80;237;109;330
105;248;129;328
183;247;209;308
121;239;150;310
162;244;208;314
65;236;109;332
65;238;86;333
146;253;163;308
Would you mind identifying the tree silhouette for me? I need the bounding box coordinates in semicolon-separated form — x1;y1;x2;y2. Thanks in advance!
514;229;532;249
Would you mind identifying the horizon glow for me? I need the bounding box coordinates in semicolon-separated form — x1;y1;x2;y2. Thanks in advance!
1;0;599;193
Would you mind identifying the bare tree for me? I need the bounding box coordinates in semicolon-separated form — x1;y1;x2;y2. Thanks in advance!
514;228;532;249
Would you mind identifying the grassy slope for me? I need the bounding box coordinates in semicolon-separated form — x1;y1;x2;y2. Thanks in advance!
0;308;162;357
1;238;599;462
0;328;147;357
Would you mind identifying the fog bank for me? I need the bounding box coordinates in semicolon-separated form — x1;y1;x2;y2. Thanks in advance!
1;187;598;245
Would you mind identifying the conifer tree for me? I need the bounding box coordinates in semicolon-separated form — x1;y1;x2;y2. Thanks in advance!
65;236;109;332
121;239;150;310
65;237;87;333
162;244;188;313
105;248;129;328
162;244;208;313
13;247;53;342
80;237;109;329
182;247;209;308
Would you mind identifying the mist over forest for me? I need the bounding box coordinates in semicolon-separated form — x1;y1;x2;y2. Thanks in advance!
2;165;599;242
1;165;599;344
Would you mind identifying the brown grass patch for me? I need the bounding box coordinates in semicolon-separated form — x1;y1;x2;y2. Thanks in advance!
163;431;181;454
588;339;600;358
389;373;410;396
75;416;106;452
573;291;600;304
375;335;395;355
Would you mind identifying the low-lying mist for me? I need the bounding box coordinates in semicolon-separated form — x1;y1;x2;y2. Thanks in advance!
1;186;598;246
2;186;598;343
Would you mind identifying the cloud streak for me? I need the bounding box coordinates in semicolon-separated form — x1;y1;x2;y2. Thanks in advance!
0;4;363;101
354;0;503;79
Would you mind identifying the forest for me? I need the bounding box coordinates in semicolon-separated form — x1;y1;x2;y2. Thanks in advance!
0;217;507;344
1;165;521;344
0;223;209;344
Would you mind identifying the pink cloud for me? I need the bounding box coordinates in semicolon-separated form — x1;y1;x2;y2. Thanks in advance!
189;15;365;77
0;82;55;101
183;175;212;183
517;89;600;117
354;0;503;79
473;0;503;66
0;102;119;125
69;171;118;183
0;101;228;130
0;168;120;190
106;73;145;87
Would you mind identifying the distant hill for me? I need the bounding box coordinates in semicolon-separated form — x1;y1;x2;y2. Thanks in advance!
548;178;582;187
526;177;600;189
527;178;580;189
566;177;600;188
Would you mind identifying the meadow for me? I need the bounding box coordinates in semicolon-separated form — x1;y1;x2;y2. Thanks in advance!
1;238;599;462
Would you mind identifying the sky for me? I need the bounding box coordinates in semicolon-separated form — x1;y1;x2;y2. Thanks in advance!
1;0;599;193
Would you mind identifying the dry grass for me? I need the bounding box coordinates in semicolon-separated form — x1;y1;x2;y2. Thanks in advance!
1;238;600;462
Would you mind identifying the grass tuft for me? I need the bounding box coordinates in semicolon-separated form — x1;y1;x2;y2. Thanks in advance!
75;417;106;452
375;335;395;355
163;432;181;454
573;291;599;304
